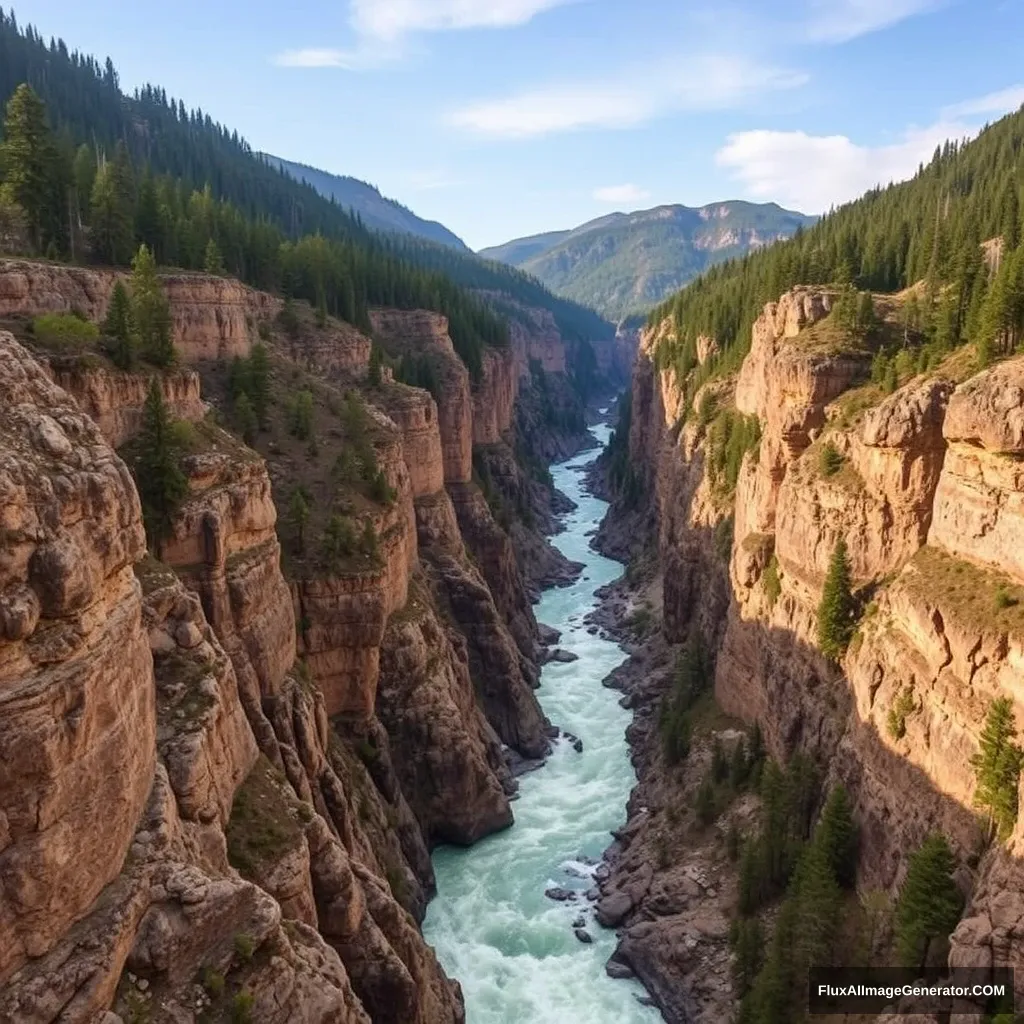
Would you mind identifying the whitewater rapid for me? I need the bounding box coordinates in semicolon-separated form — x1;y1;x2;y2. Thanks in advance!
422;421;660;1023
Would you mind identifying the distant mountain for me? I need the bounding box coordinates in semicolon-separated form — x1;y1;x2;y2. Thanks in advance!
479;202;815;321
263;155;470;252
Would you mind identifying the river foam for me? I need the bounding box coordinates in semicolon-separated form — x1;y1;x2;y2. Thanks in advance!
423;423;661;1023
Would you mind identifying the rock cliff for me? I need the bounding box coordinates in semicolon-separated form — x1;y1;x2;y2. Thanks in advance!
604;286;1024;1016
0;259;277;362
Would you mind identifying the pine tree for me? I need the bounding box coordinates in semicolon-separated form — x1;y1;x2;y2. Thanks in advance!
131;244;173;365
817;538;855;659
103;279;137;369
368;343;383;387
816;784;859;889
203;236;225;275
90;144;135;264
248;343;271;428
970;697;1023;841
361;518;379;560
233;391;257;444
135;379;188;550
730;916;764;997
696;775;717;825
894;833;963;973
792;839;842;970
288;390;314;441
0;83;56;251
288;486;311;554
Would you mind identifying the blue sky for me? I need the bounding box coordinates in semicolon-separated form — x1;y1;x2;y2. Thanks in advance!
13;0;1024;249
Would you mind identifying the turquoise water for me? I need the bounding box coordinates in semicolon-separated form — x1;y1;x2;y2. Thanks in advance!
423;422;661;1023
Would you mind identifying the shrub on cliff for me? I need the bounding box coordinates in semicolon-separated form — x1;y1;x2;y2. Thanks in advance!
817;538;856;659
135;379;188;550
819;441;843;477
971;697;1023;841
894;833;963;973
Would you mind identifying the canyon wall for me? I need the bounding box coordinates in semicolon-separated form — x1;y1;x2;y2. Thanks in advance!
0;259;278;361
0;255;591;1020
620;287;1024;992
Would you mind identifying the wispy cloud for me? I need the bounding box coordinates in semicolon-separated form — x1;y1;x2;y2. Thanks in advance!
716;84;1024;214
350;0;575;41
274;0;572;69
805;0;942;42
942;84;1024;119
593;184;651;204
448;55;808;139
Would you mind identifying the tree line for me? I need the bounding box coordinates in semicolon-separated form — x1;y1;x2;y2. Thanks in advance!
650;102;1024;390
0;8;614;370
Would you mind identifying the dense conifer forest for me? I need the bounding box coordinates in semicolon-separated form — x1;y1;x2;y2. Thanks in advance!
650;105;1024;388
0;7;612;381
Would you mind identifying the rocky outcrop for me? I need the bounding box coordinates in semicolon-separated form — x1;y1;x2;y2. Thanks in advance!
0;333;153;983
472;348;518;444
370;310;473;484
930;359;1024;583
0;334;398;1023
613;274;1024;1016
378;585;514;846
0;259;278;362
45;358;207;446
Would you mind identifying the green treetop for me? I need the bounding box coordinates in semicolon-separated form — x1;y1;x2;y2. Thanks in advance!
894;833;963;974
971;696;1023;841
818;538;855;659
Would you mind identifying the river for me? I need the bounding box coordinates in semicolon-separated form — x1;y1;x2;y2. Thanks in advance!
422;420;661;1023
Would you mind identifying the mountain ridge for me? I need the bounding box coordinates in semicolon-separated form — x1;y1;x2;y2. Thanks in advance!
262;154;472;253
480;200;814;321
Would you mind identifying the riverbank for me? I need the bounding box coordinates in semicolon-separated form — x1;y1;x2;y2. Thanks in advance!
585;509;745;1022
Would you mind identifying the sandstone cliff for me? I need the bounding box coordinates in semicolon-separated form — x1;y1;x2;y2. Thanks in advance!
0;259;278;362
606;286;1024;1015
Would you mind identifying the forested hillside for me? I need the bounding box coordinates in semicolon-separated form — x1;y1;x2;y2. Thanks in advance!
651;108;1024;393
481;202;812;321
0;8;612;377
263;154;470;252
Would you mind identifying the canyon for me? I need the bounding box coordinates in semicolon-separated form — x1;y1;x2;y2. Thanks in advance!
590;284;1024;1020
0;258;629;1023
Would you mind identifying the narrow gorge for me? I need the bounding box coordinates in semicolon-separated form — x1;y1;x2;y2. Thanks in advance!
0;256;639;1023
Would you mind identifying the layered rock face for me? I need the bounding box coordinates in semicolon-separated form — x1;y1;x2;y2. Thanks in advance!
45;359;207;446
0;333;153;983
0;259;277;361
0;334;390;1023
472;348;518;445
370;309;473;484
620;289;1024;1001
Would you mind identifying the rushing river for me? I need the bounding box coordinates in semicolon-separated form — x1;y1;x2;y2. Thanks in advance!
423;420;661;1023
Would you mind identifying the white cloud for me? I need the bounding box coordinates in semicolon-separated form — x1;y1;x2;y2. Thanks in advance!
715;122;964;213
350;0;574;41
942;84;1024;120
717;83;1024;213
448;55;808;138
593;184;651;204
274;0;571;67
805;0;941;42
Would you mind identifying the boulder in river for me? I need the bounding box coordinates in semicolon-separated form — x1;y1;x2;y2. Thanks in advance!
547;648;579;664
574;929;593;944
605;959;635;980
545;887;577;902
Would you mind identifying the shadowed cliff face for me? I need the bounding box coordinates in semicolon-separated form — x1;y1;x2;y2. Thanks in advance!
617;289;1024;1000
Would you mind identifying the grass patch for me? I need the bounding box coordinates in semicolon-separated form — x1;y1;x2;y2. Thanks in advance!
903;547;1024;640
226;755;303;878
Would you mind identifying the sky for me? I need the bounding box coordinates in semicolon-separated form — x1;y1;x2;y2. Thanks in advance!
13;0;1024;250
